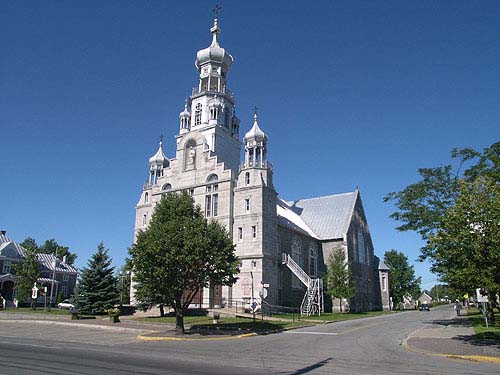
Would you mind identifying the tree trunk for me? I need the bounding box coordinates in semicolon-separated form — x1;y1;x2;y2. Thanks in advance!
159;304;165;317
339;298;342;313
175;307;185;335
487;293;496;324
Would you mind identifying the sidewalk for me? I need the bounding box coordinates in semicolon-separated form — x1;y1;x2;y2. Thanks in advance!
404;311;500;363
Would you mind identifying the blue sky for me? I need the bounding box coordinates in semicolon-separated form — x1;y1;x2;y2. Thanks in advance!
1;1;499;289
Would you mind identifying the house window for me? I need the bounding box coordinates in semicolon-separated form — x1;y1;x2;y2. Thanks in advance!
245;198;250;212
144;192;149;204
2;260;12;273
61;286;68;297
194;103;202;125
63;273;69;282
238;227;243;240
245;172;250;185
252;226;257;239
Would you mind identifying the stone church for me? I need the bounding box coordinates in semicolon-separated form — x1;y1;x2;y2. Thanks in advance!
132;18;390;313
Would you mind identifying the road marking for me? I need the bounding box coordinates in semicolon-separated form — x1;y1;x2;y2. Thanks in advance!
285;331;339;336
0;340;62;349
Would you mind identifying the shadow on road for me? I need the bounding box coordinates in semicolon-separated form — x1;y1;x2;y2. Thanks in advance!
423;319;471;327
284;358;333;375
452;334;500;348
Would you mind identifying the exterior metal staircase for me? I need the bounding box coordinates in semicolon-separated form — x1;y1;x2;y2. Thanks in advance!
282;253;324;316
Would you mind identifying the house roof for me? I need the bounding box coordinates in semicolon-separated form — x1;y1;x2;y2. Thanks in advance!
0;233;77;274
284;191;358;240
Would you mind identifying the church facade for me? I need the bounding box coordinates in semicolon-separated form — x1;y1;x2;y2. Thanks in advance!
132;18;389;313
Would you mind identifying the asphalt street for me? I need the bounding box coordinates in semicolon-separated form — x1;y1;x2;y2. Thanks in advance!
1;306;498;374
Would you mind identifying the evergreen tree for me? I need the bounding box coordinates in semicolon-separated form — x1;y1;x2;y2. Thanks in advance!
14;245;40;309
326;248;356;313
130;192;239;334
71;243;118;314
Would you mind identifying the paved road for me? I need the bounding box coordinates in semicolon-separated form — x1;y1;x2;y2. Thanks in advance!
1;306;498;374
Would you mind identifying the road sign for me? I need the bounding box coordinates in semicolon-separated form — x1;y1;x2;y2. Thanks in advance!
31;285;39;299
259;288;268;299
250;299;260;312
476;288;488;303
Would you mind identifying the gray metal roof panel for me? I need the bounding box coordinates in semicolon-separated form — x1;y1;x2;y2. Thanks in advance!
289;191;358;240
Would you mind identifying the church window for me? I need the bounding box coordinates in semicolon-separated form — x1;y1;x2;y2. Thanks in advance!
248;148;254;166
225;111;230;128
194;103;202;125
205;175;218;217
245;172;250;186
358;230;365;264
238;227;243;241
291;238;302;289
382;275;387;291
162;183;172;191
213;194;218;217
144;192;149;204
251;260;257;268
143;214;147;227
3;260;11;273
205;195;212;217
252;225;256;239
189;189;194;196
309;246;317;277
245;198;250;212
256;148;262;166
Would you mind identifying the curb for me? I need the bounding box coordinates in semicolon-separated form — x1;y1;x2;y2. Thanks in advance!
402;330;500;364
136;332;257;341
0;319;153;334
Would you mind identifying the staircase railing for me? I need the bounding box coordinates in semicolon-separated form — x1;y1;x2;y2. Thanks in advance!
282;253;323;316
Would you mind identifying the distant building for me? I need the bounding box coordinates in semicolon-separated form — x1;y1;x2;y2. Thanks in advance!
131;18;390;313
418;292;434;305
0;231;78;306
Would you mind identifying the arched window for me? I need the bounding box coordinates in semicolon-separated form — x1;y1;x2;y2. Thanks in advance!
144;192;149;204
143;213;147;227
194;103;202;125
205;174;219;217
245;172;250;186
291;238;302;289
162;183;172;191
309;246;317;277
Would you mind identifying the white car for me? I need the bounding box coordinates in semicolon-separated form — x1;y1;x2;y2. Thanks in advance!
57;300;75;310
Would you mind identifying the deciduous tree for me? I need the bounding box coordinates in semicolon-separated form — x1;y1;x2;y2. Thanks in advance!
129;192;239;334
383;250;421;305
325;248;356;313
14;245;40;309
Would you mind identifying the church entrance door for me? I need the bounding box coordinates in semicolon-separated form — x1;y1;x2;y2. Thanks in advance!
210;284;222;308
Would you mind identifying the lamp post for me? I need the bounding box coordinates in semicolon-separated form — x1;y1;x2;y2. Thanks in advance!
48;258;57;311
119;270;131;307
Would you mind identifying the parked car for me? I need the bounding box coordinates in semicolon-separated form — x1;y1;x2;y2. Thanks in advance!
419;303;430;311
57;300;75;310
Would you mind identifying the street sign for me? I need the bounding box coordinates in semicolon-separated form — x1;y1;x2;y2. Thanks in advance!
250;299;260;312
259;288;268;299
262;283;270;288
476;288;488;303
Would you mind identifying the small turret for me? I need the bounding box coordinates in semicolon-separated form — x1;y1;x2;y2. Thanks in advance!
244;111;268;168
148;136;169;185
179;99;191;134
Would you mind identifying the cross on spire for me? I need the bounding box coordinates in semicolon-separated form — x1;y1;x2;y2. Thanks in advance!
213;4;222;19
159;134;164;146
253;106;258;115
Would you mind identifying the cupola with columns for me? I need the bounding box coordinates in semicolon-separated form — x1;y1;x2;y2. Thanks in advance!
243;111;268;169
148;136;169;185
179;99;191;134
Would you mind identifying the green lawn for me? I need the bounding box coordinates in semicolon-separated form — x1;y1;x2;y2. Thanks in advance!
272;310;395;322
0;307;70;315
134;315;311;331
468;307;500;341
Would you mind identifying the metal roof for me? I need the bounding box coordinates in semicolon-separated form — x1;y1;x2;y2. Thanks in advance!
0;233;77;274
287;191;358;240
